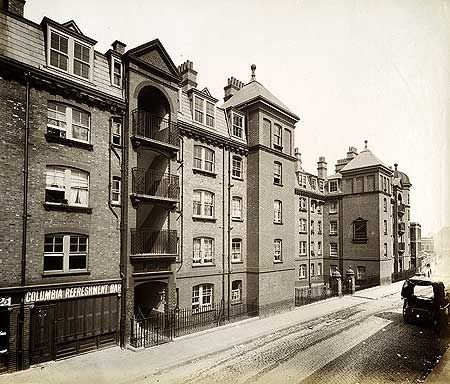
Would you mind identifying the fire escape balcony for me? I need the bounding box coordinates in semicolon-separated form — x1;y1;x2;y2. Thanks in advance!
397;203;406;217
398;242;406;253
131;168;179;206
131;109;179;153
398;222;406;234
130;228;178;259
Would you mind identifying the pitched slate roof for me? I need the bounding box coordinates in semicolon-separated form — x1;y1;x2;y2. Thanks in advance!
340;148;388;172
222;80;299;120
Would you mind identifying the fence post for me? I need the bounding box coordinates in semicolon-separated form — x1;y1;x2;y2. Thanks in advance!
331;270;342;297
346;266;355;294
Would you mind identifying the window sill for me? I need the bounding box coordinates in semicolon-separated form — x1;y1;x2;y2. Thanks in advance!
299;208;308;212
329;233;338;236
232;176;244;182
192;216;217;223
110;202;121;207
273;221;283;225
193;169;217;178
112;143;122;149
299;231;307;234
298;254;307;257
273;260;283;264
231;218;244;223
274;182;283;187
192;263;215;267
273;144;283;151
231;260;243;264
44;203;92;214
45;133;94;151
42;271;90;277
352;238;368;244
231;301;243;306
329;211;338;215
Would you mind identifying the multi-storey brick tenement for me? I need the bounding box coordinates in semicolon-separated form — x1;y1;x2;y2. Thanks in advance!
0;0;415;374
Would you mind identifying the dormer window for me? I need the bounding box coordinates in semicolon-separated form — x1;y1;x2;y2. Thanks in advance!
193;96;215;128
47;28;93;81
111;57;122;87
232;112;244;138
206;101;215;127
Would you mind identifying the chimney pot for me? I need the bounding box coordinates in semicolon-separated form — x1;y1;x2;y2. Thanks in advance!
112;40;126;55
4;0;26;17
179;60;198;92
224;75;243;102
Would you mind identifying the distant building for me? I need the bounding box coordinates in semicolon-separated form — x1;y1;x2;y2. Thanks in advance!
410;222;422;270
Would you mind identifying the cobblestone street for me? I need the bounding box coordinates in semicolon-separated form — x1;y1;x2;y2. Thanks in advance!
143;292;448;384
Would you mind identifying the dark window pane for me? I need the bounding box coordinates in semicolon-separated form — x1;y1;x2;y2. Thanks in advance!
44;255;64;271
69;255;86;270
45;189;65;204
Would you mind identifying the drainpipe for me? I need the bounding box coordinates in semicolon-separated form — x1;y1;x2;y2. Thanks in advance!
222;147;226;314
307;197;311;289
108;118;120;227
227;150;232;320
119;65;129;349
18;73;30;370
176;136;184;273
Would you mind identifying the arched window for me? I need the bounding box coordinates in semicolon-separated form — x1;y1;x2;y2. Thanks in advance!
192;283;213;312
193;145;215;173
47;102;90;143
193;190;214;218
45;166;89;207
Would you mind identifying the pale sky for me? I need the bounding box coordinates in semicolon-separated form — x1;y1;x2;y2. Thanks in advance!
25;0;450;235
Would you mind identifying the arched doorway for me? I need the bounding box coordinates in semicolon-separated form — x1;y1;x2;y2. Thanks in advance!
134;280;167;318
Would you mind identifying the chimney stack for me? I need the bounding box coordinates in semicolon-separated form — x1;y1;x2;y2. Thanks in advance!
178;60;197;92
224;77;244;102
3;0;26;17
346;146;358;160
294;148;303;173
111;40;126;55
317;156;327;179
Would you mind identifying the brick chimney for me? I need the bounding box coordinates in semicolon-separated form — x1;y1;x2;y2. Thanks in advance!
346;146;358;160
2;0;26;16
178;60;197;92
224;77;244;102
294;148;303;173
317;156;327;179
111;40;126;55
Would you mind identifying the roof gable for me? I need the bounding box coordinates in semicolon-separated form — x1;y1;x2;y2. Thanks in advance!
126;39;181;82
61;20;83;35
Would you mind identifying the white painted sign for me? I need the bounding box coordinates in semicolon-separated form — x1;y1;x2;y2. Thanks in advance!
24;283;121;304
0;297;11;306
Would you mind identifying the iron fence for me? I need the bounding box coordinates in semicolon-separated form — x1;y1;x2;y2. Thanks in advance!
132;109;179;146
132;168;179;200
294;285;336;307
130;300;258;348
392;268;416;283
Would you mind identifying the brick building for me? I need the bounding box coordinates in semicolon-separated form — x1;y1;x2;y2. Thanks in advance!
410;222;422;270
0;1;124;373
0;0;416;374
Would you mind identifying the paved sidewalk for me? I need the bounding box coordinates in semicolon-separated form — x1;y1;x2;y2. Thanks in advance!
2;281;404;384
426;348;450;384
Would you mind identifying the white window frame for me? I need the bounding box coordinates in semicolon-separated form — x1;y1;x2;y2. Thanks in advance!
45;166;89;207
318;241;322;255
231;280;242;302
383;220;388;235
193;190;215;218
273;123;282;148
330;243;338;257
193;95;215;128
329;180;338;193
111;57;122;88
330;221;338;235
273;162;282;185
274;239;282;262
299;264;307;279
47;27;94;81
232;112;244;138
232;156;243;179
310;263;315;276
231;239;242;263
273;200;282;223
111;117;122;146
47;102;91;143
330;201;338;214
317;263;322;276
111;176;121;204
193;145;215;173
299;241;307;256
192;237;214;265
192;284;213;312
232;196;242;220
299;197;307;211
44;233;88;273
299;218;307;233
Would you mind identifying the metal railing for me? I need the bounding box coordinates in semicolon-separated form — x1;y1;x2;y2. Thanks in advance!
398;242;406;252
398;222;406;234
132;168;179;200
295;285;336;307
392;268;416;283
130;228;177;255
132;109;179;147
398;203;406;216
130;300;258;348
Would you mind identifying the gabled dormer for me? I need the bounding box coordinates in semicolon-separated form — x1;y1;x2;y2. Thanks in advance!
188;87;219;129
41;17;97;82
